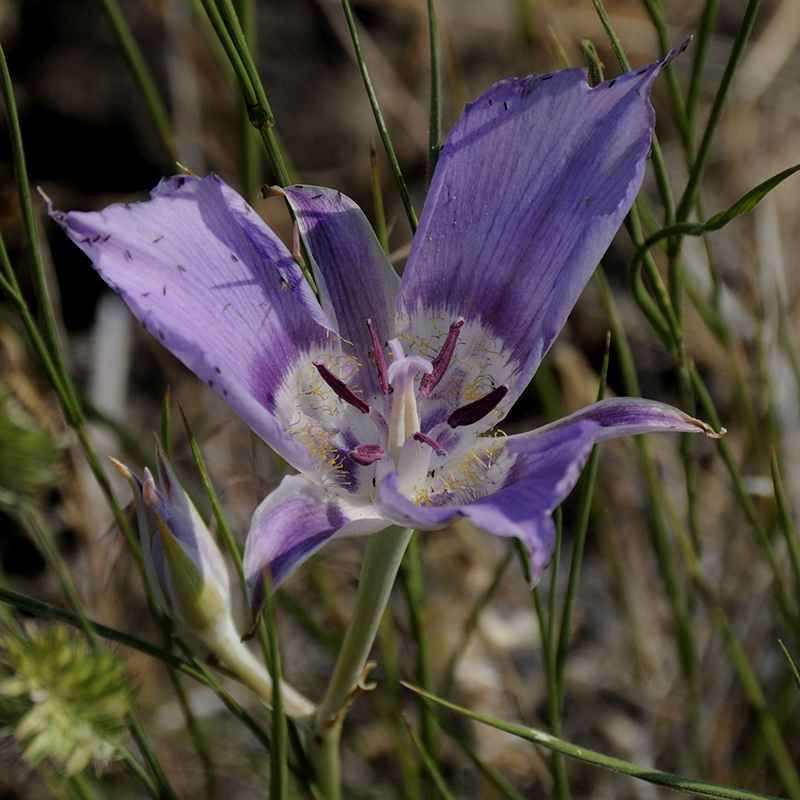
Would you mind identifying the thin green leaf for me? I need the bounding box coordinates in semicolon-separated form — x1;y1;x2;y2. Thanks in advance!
0;44;83;428
770;450;800;612
426;0;442;184
369;140;390;254
675;0;762;225
403;684;785;800
400;535;438;761
340;0;418;232
705;164;800;231
580;39;604;86
96;0;177;163
403;716;457;800
263;572;287;800
779;641;800;693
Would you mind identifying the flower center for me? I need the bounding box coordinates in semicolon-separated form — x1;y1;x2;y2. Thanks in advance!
311;317;509;500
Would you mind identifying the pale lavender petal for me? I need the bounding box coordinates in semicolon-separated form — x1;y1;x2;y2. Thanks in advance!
461;423;598;580
374;470;461;531
50;174;335;477
280;185;401;401
399;45;687;409
243;474;389;609
375;422;599;582
510;396;725;444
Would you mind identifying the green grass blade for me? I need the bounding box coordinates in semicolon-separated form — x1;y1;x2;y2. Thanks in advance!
426;0;442;184
96;0;177;163
675;0;762;225
686;0;721;135
779;641;800;693
400;534;439;762
403;716;457;800
556;335;610;686
370;140;390;253
340;0;418;232
404;685;786;800
438;543;514;697
770;451;800;610
263;573;288;800
0;44;83;428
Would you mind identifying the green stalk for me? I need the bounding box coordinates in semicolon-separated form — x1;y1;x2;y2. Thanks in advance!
312;525;413;798
404;717;457;800
0;45;83;428
128;715;180;800
408;686;787;800
438;544;514;697
401;534;438;763
95;0;177;163
196;0;290;185
686;0;720;135
235;0;262;203
0;493;96;646
370;140;390;253
426;0;442;184
771;451;800;612
639;0;690;148
341;0;418;232
556;336;610;687
675;0;762;227
263;574;288;799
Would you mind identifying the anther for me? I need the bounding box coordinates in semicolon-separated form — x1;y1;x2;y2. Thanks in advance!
313;362;370;414
413;431;448;457
367;319;392;395
350;444;385;465
420;318;464;397
447;385;509;428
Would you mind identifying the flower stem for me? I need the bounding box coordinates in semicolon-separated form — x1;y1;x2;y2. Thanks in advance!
206;615;316;721
312;525;413;798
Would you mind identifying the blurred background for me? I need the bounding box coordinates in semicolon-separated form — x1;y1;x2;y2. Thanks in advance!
2;0;800;797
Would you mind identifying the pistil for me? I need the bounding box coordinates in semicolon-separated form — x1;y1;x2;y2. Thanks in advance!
386;339;432;462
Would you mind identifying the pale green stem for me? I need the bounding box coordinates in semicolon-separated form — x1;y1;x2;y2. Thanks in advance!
204;614;316;721
312;525;413;798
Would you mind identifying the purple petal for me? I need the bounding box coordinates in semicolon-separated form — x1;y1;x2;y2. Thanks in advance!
461;423;598;580
398;46;685;409
243;474;389;610
509;397;725;445
375;422;599;581
280;185;401;401
50;174;335;476
374;470;461;531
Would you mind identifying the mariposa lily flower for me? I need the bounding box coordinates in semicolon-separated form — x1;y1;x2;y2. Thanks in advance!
51;42;719;613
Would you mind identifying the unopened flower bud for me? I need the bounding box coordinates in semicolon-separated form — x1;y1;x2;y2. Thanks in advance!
111;452;316;720
112;453;230;638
